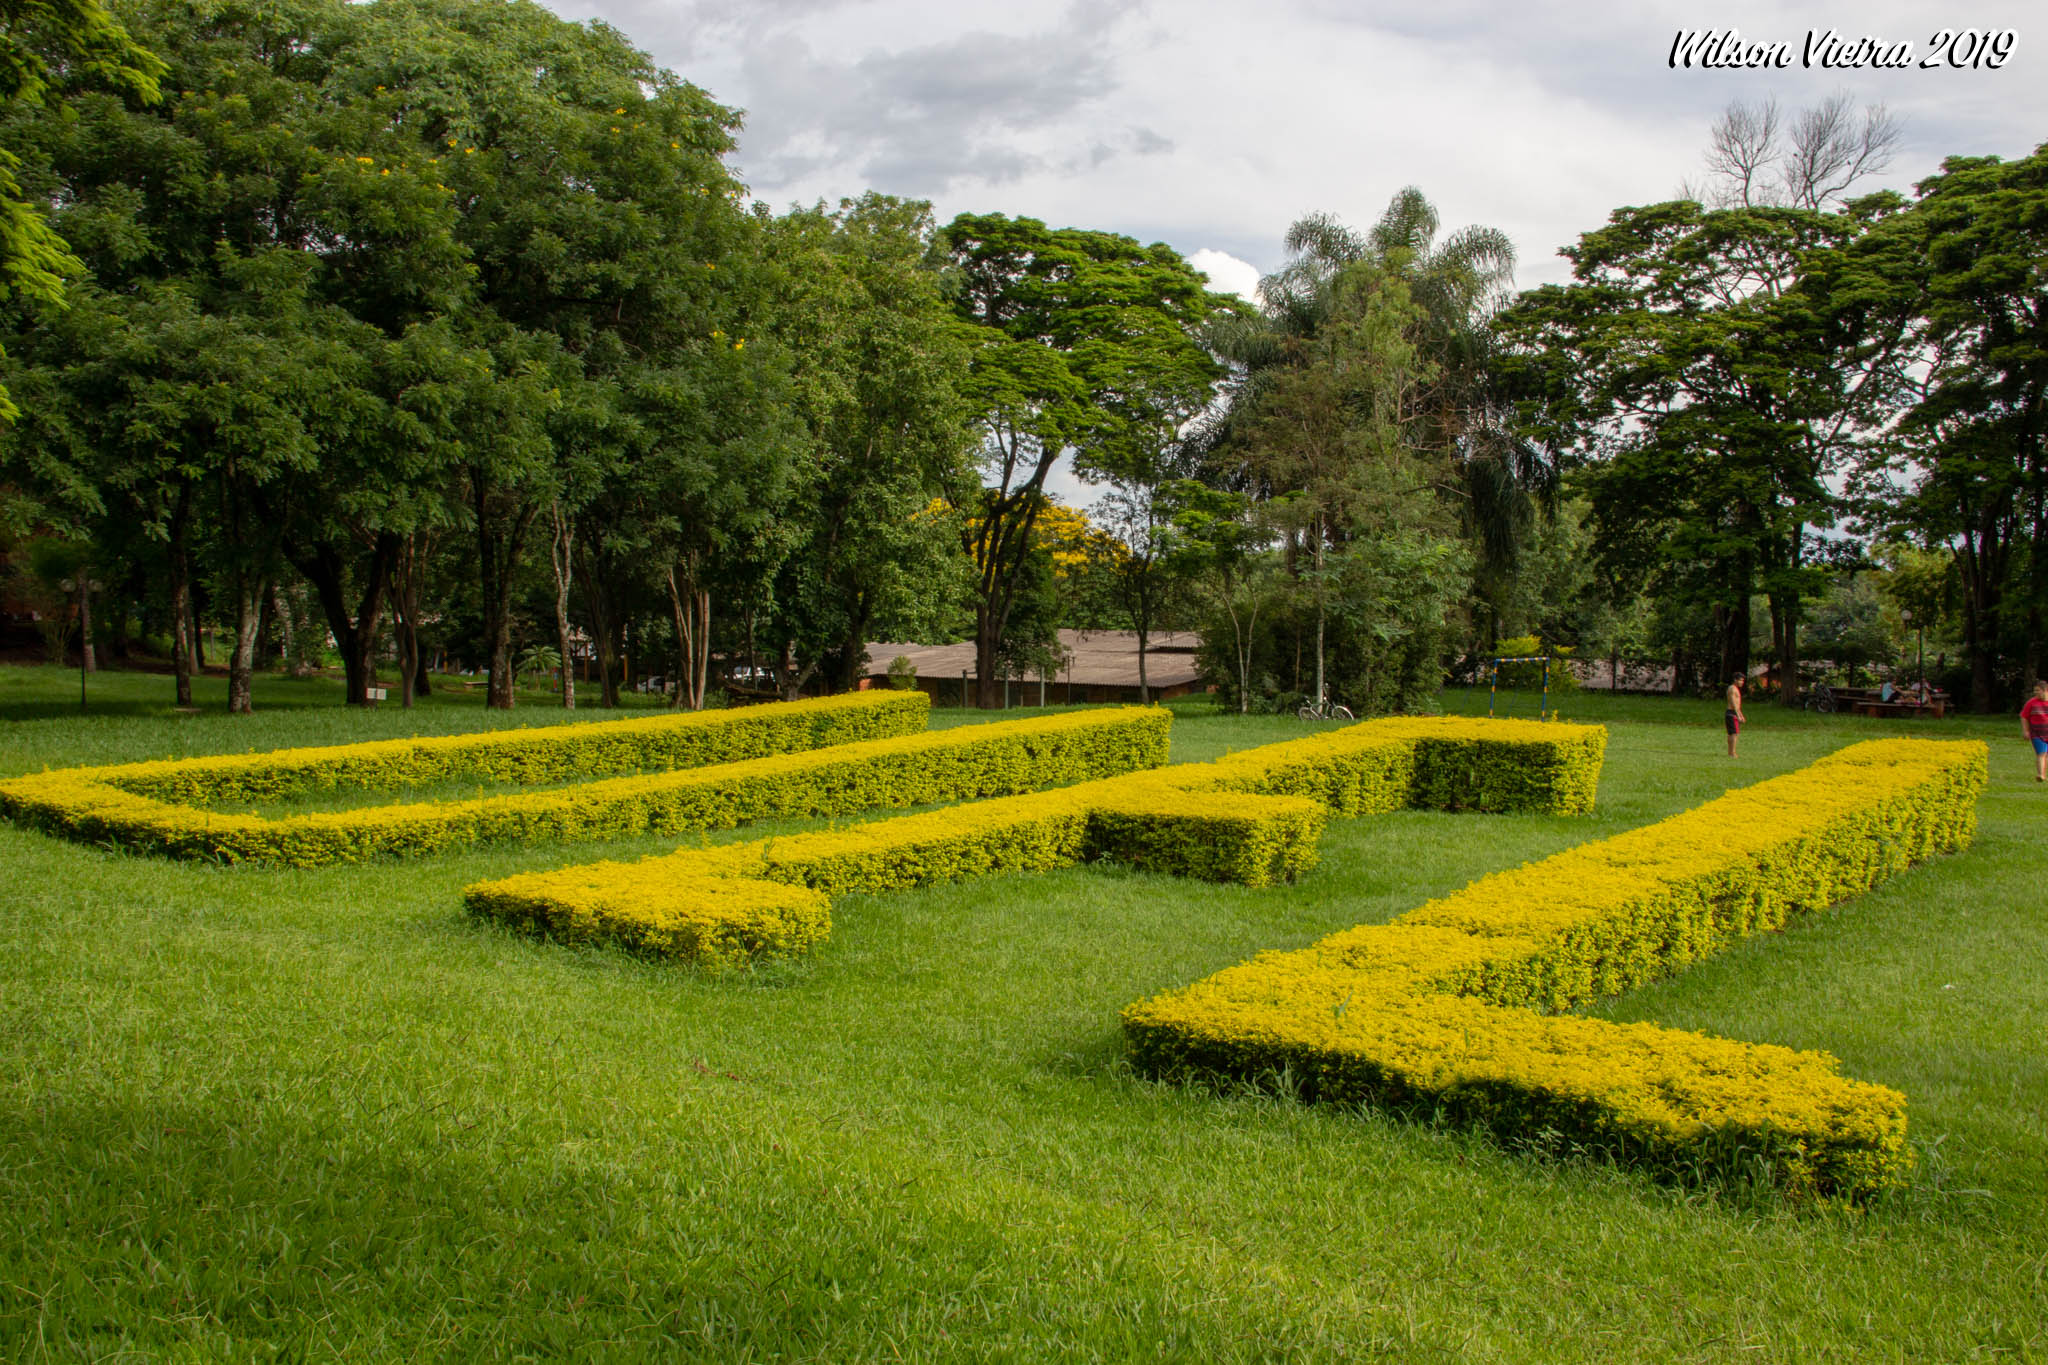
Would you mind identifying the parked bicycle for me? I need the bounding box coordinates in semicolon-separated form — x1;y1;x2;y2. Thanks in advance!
1297;695;1354;722
1804;684;1838;714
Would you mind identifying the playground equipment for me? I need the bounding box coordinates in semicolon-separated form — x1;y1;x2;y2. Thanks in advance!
1488;654;1555;720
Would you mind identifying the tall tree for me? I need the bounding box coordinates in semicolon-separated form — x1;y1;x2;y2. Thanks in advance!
1232;261;1445;708
336;0;772;708
760;193;973;696
1498;196;1903;699
0;0;457;709
1684;93;1903;211
1826;144;2048;707
938;212;1217;707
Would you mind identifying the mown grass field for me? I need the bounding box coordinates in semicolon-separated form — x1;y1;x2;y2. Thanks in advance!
2;665;2043;1362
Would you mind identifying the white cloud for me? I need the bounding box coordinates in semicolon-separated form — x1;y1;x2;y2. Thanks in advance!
1188;248;1261;299
544;0;2048;287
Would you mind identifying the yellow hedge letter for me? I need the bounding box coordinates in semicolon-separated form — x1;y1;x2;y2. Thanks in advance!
1123;737;1986;1199
465;717;1607;964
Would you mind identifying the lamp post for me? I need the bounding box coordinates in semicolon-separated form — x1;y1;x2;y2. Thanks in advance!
1902;607;1925;693
58;573;101;710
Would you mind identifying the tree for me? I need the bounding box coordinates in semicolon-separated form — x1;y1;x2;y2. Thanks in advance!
1685;93;1903;211
325;0;773;710
758;194;974;696
1498;196;1905;701
1210;190;1549;653
1093;475;1193;703
0;0;163;421
1825;145;2048;707
938;213;1218;707
1170;481;1269;713
1225;258;1449;710
0;0;473;710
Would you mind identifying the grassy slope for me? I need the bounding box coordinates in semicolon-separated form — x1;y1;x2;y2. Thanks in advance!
1;666;2043;1362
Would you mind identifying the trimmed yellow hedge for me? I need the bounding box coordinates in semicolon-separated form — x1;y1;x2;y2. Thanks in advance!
100;689;926;802
0;693;1169;866
467;715;1607;965
1201;715;1606;816
1122;738;1988;1200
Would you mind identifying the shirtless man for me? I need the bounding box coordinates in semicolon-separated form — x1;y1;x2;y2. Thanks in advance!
1725;676;1746;758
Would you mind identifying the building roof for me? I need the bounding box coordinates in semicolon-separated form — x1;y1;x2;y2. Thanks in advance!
864;629;1203;689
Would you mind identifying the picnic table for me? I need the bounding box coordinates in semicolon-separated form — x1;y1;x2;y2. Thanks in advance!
1852;698;1947;719
1820;684;1947;719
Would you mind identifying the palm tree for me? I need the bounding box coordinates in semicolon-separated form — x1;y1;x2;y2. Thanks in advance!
1201;188;1555;650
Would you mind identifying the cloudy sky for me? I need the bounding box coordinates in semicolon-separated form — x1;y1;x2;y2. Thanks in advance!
541;0;2043;499
540;0;2043;289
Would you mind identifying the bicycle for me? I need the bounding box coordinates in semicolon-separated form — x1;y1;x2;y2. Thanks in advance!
1804;684;1838;714
1297;695;1354;722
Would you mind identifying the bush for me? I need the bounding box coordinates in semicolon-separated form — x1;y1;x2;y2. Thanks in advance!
1122;737;1987;1200
0;690;936;863
467;715;1608;966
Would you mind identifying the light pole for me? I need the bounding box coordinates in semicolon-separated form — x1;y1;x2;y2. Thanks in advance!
58;572;101;711
1902;607;1925;697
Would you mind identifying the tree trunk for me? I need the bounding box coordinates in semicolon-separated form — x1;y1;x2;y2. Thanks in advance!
668;569;691;710
388;532;430;710
293;534;399;706
550;500;575;710
694;589;709;710
1312;518;1327;707
666;562;714;711
272;581;294;671
484;605;516;710
830;593;874;694
962;474;1052;710
471;467;539;711
168;485;194;707
576;539;621;708
188;579;206;674
973;616;1001;710
1768;592;1801;708
1956;525;2002;714
1225;578;1250;715
261;581;284;669
227;571;266;716
2026;484;2046;685
1714;588;1751;692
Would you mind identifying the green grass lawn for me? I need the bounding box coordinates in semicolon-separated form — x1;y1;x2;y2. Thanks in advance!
2;665;2043;1361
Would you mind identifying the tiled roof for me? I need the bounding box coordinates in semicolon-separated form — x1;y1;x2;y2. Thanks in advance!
864;629;1203;689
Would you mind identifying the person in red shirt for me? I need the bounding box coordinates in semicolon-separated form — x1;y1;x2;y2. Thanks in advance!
2023;680;2048;783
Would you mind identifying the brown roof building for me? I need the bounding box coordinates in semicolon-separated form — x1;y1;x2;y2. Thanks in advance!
861;630;1206;706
